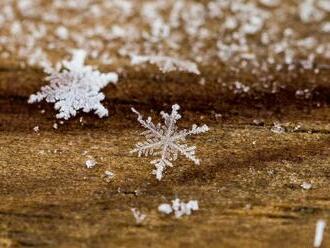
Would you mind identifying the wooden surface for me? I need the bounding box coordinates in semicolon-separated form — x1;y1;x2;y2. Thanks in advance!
0;64;329;247
0;1;329;246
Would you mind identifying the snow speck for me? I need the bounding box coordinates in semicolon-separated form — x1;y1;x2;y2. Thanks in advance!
85;159;96;169
33;126;39;132
131;208;146;225
301;182;312;190
271;122;285;134
314;219;326;247
158;199;199;218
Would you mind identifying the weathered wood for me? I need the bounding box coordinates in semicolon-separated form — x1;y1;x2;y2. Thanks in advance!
0;91;329;247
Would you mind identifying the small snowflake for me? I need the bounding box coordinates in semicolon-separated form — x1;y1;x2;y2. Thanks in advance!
28;49;118;120
130;104;209;180
130;54;200;75
131;208;146;225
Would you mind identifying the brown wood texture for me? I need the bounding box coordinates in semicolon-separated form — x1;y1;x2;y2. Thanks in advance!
0;63;329;247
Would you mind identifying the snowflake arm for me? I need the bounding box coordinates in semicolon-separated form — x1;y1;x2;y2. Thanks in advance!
131;104;209;180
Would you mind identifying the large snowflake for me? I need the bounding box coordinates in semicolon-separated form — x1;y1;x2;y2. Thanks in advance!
131;104;209;180
28;50;118;120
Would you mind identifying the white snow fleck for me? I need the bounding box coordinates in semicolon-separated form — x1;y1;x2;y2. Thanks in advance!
158;204;173;214
321;22;330;33
259;0;281;7
130;54;200;75
33;126;39;132
314;219;326;247
158;199;199;218
105;170;115;179
299;0;325;23
85;159;96;169
301;182;312;190
55;26;69;40
131;104;209;180
271;122;285;134
131;208;146;225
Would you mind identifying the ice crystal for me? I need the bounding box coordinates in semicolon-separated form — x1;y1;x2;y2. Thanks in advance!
131;208;146;225
314;219;326;247
130;55;200;75
271;122;285;134
28;50;118;120
158;199;199;218
85;158;96;169
131;104;209;180
301;182;312;190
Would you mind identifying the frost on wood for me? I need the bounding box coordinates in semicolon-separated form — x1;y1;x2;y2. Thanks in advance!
130;55;200;74
28;50;118;120
158;199;199;218
131;104;209;180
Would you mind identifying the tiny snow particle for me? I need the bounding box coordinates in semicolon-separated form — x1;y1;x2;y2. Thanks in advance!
131;208;146;225
105;170;114;179
259;0;281;7
294;124;302;131
158;199;199;218
85;159;96;169
158;204;173;214
301;182;312;190
130;55;200;74
215;113;222;119
253;119;264;126
321;22;330;33
55;26;69;40
271;122;285;134
299;0;325;23
314;219;326;247
33;126;39;132
53;123;58;129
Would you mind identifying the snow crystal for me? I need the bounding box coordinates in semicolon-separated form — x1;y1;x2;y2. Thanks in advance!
28;50;118;120
271;122;285;134
131;208;146;225
321;22;330;33
85;159;96;169
299;0;325;23
55;26;69;40
105;171;115;179
301;182;312;190
158;199;199;218
131;104;209;180
130;55;200;75
33;126;39;133
314;219;326;247
259;0;281;7
158;204;173;214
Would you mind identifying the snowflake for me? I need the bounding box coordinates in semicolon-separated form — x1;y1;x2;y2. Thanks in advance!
130;54;200;75
28;49;118;120
130;104;209;180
